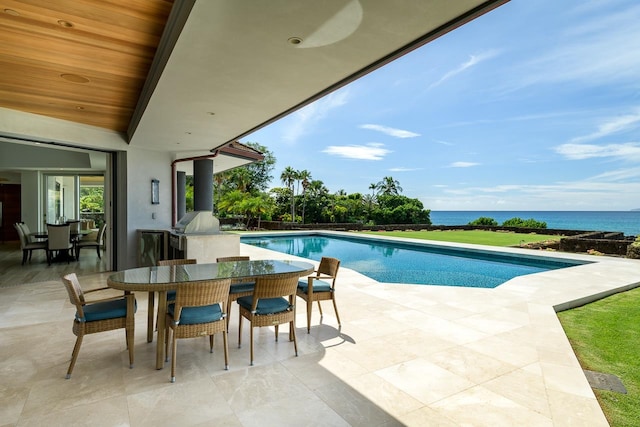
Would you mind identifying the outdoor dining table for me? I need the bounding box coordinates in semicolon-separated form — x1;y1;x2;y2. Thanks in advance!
107;259;314;369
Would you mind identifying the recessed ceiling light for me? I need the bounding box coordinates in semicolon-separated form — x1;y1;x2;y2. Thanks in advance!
288;37;303;45
60;73;90;83
58;20;73;28
4;9;20;16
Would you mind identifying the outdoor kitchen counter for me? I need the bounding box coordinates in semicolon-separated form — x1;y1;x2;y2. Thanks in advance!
107;259;315;369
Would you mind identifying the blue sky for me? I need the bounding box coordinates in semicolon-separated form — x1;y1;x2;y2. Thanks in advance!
241;0;640;211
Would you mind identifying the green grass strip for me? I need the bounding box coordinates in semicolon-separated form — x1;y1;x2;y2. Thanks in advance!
360;229;560;247
558;288;640;426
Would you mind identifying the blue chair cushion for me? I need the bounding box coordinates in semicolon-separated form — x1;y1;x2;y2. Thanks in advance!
236;296;290;315
297;279;332;294
78;298;137;322
230;282;255;294
168;303;223;325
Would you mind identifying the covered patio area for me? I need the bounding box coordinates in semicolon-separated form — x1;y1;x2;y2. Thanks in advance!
2;241;638;425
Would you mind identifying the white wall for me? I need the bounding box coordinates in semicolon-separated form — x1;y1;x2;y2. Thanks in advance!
124;147;174;269
20;171;40;231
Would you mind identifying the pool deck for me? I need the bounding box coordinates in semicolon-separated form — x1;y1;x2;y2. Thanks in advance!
2;232;639;425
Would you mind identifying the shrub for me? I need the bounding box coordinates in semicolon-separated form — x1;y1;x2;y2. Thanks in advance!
468;217;498;226
501;217;547;229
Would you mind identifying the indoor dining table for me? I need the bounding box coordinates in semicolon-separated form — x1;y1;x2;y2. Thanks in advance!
107;259;314;369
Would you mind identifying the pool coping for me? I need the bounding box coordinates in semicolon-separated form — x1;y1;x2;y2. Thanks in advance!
239;230;640;424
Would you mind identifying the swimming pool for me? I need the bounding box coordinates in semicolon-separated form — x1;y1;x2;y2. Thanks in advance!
241;233;588;288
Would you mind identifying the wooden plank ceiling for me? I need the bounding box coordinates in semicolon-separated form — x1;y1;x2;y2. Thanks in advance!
0;0;173;132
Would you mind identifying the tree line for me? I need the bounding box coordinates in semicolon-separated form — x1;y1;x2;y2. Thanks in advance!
208;142;431;227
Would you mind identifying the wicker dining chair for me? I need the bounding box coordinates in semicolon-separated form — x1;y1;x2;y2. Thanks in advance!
61;273;136;379
164;278;231;382
148;258;198;342
237;271;300;365
216;256;254;331
296;256;341;333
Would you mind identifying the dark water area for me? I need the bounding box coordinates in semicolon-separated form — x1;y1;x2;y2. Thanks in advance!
429;211;640;236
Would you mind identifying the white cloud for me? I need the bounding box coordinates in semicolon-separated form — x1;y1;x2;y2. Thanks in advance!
554;142;640;160
510;5;640;91
322;143;391;160
359;124;420;138
429;50;500;89
282;89;350;143
388;167;422;172
571;109;640;143
449;161;480;168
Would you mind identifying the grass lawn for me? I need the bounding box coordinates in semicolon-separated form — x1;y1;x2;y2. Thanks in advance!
360;229;561;247
557;288;640;426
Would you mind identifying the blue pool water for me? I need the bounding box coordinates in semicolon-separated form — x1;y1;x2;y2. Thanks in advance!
241;234;587;288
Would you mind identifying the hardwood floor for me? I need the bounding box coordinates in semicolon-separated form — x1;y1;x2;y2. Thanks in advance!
0;240;108;287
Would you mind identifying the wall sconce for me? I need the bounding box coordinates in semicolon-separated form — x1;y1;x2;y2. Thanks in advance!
151;179;159;204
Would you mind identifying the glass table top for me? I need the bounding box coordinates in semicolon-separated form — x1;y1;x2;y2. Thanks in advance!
108;259;314;286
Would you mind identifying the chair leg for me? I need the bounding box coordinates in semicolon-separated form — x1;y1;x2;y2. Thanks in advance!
306;299;312;333
249;324;254;366
126;327;135;369
165;325;170;363
209;334;214;352
96;244;101;259
66;335;84;379
170;333;178;383
274;324;279;342
290;320;298;356
332;298;341;326
222;330;229;370
22;249;28;265
317;300;323;316
226;297;232;332
238;313;243;348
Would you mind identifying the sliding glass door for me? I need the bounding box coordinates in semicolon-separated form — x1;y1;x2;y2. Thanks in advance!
44;175;78;225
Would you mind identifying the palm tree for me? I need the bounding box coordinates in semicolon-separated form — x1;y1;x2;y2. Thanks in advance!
298;170;312;223
280;166;296;221
376;176;402;195
368;182;378;197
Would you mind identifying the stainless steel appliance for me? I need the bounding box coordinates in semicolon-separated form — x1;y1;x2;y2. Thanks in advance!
169;211;239;263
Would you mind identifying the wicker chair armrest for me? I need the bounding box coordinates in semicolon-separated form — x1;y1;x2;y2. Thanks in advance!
308;274;334;282
83;295;128;305
83;287;111;294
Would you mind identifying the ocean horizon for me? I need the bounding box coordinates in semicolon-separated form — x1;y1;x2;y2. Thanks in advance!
429;211;640;237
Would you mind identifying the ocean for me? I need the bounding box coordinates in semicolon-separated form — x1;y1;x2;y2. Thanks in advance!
429;211;640;237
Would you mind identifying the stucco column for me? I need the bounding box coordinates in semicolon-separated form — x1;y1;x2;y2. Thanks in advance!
193;159;213;212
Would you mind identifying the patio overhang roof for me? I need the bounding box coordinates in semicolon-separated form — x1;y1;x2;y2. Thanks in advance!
0;0;509;160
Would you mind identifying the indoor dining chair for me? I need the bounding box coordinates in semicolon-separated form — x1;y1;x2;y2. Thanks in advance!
61;273;136;379
165;278;231;382
46;223;73;265
216;256;254;332
14;223;46;265
75;222;107;260
237;271;300;365
296;256;341;333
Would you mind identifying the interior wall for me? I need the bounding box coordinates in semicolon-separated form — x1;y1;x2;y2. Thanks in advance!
20;171;40;231
124;147;173;269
